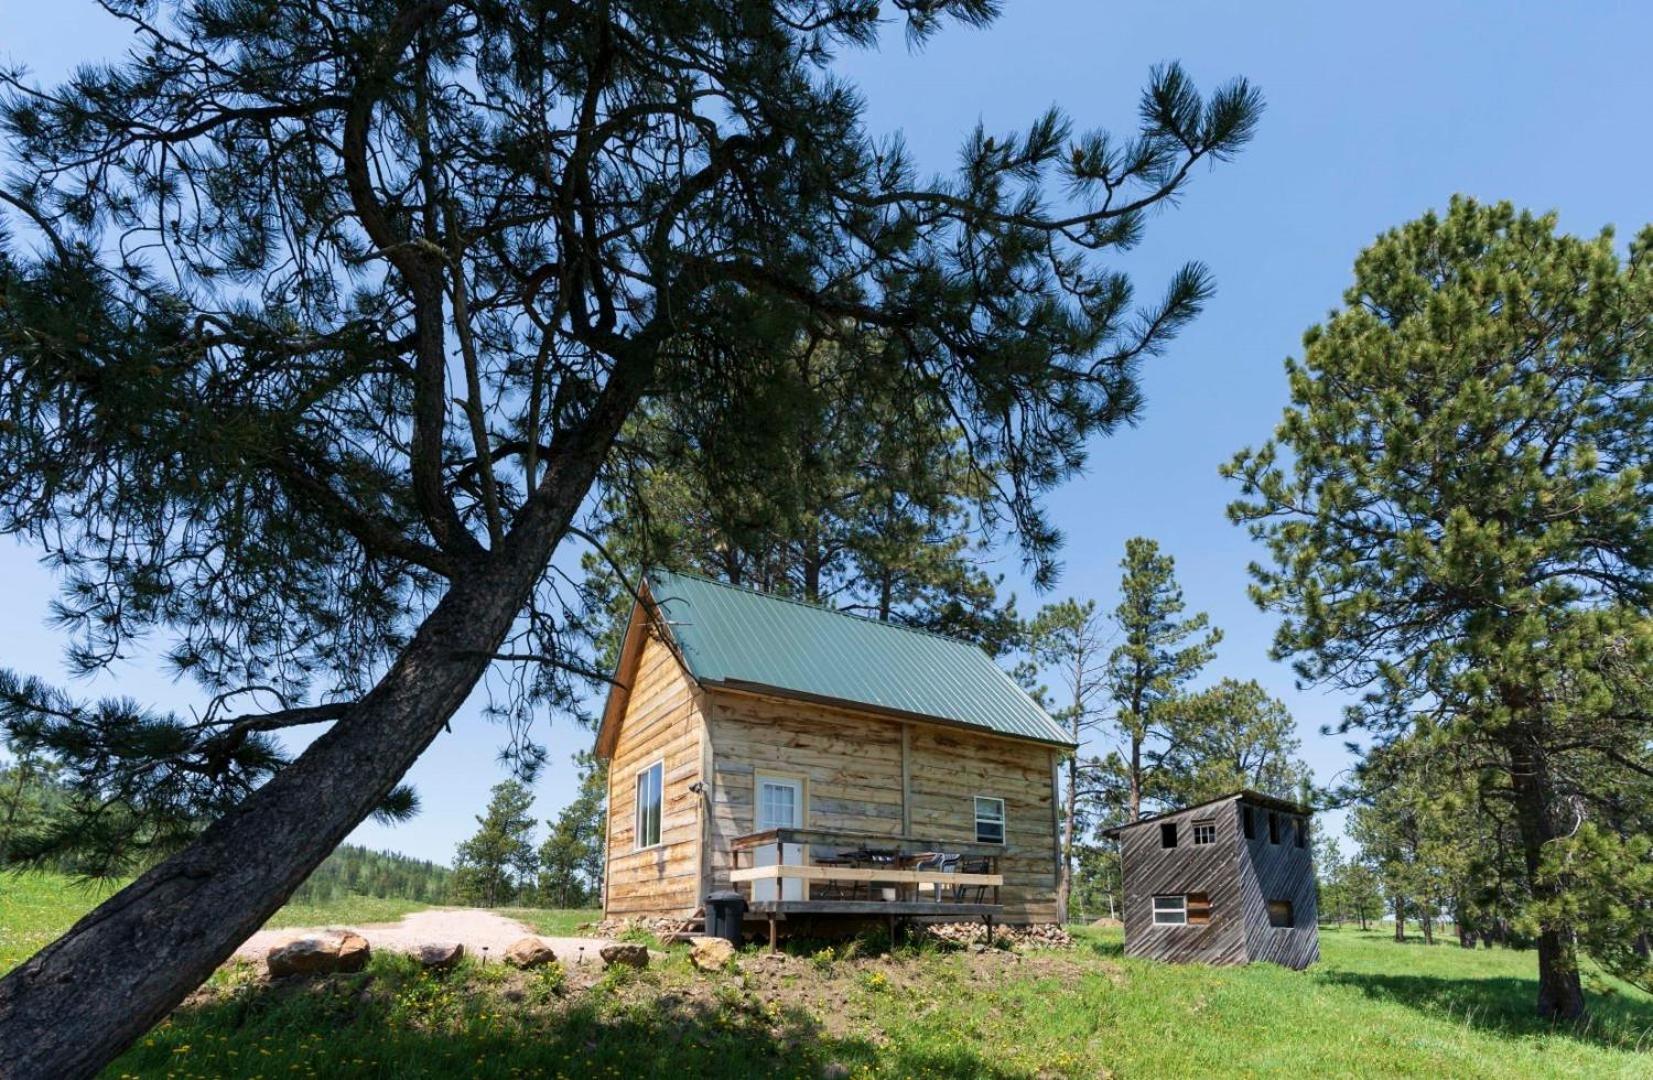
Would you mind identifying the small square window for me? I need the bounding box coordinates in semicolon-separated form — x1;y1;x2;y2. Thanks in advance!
974;797;1005;844
1187;892;1212;925
1268;899;1295;928
1192;820;1216;845
1160;822;1178;849
1268;812;1281;844
1242;805;1256;839
1152;895;1187;925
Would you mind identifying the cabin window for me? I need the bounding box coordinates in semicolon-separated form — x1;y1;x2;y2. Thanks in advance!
1268;811;1281;844
1159;822;1178;849
1152;895;1187;925
1295;817;1308;849
1242;805;1256;839
974;797;1006;844
1192;820;1216;845
1187;892;1212;925
634;760;663;850
1268;899;1295;928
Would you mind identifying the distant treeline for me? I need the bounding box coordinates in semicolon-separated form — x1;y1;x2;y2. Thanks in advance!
291;843;453;905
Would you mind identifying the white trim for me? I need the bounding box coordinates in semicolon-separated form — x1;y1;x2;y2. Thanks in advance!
974;795;1006;845
633;758;665;852
1151;894;1188;926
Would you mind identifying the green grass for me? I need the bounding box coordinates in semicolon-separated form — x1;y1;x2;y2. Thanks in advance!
6;873;1653;1078
262;893;433;930
497;906;603;937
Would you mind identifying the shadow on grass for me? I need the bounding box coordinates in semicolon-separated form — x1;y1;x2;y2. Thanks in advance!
109;955;1026;1080
1323;970;1653;1052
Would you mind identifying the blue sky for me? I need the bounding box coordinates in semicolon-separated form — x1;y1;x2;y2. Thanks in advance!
2;2;1650;864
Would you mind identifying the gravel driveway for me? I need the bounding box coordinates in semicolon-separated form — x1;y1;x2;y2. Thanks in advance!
236;908;615;967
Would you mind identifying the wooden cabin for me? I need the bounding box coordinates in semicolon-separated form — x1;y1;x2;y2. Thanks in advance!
594;570;1075;940
1104;791;1318;969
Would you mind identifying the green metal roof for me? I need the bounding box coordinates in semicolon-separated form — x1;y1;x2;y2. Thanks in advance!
645;570;1074;748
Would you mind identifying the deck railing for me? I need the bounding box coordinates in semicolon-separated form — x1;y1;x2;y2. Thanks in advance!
728;828;1003;905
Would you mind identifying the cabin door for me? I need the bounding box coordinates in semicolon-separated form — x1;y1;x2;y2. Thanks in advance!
754;775;804;902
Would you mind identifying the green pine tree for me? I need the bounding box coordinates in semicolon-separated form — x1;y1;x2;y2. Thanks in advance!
1227;196;1653;1019
1105;538;1222;820
452;781;539;909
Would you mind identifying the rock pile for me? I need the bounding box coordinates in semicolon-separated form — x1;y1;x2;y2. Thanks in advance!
920;922;1072;949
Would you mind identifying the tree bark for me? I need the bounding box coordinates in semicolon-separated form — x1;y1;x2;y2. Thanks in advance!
0;352;650;1077
1393;896;1406;942
1506;732;1587;1020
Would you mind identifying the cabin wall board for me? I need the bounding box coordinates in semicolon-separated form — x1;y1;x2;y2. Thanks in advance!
603;631;706;917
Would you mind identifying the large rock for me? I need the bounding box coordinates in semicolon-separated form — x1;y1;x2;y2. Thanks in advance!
335;932;371;973
504;937;558;970
414;942;465;971
689;936;736;972
600;943;649;970
266;932;371;978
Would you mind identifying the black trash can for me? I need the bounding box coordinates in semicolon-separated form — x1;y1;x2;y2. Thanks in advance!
706;890;746;946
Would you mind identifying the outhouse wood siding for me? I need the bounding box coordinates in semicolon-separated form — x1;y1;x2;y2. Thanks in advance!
1239;814;1319;969
603;631;706;916
1118;803;1249;965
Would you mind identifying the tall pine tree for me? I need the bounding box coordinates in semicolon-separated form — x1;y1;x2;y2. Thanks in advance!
0;1;1260;1068
1227;197;1653;1018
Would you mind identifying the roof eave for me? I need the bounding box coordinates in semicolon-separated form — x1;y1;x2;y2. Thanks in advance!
707;677;1078;750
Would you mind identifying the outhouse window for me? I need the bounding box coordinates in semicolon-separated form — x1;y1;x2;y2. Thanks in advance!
1187;892;1212;925
1295;817;1308;848
1242;805;1256;839
1268;899;1295;928
1268;811;1281;844
1152;895;1187;925
1192;820;1216;845
1159;822;1178;849
634;760;663;850
974;796;1006;844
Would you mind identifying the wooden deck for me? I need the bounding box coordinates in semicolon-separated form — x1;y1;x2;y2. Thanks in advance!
731;828;1006;947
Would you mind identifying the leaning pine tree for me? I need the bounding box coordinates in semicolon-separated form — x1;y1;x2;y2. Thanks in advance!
1226;198;1653;1019
0;2;1261;1073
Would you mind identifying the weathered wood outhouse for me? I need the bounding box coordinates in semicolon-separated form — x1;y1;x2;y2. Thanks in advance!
1103;791;1318;969
594;570;1076;941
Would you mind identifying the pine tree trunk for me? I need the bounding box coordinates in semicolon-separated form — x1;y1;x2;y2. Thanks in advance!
0;363;646;1077
1128;735;1142;822
1506;731;1587;1019
1393;896;1405;942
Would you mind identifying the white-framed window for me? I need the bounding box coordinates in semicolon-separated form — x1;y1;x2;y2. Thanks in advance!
1192;820;1216;845
757;776;801;832
1152;895;1187;926
974;796;1006;844
634;759;663;850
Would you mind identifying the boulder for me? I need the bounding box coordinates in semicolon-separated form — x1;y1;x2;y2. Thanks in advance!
335;933;371;973
600;942;649;969
266;932;370;978
504;937;558;970
689;936;736;972
414;942;464;971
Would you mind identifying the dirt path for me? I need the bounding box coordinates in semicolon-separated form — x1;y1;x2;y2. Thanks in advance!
235;908;615;967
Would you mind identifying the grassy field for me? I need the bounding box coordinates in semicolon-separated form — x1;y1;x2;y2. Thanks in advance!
5;873;1653;1078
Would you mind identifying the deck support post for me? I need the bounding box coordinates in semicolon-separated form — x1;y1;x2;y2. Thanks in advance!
768;914;778;953
983;914;994;945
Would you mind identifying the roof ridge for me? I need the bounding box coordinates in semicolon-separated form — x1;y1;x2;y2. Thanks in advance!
647;567;993;652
